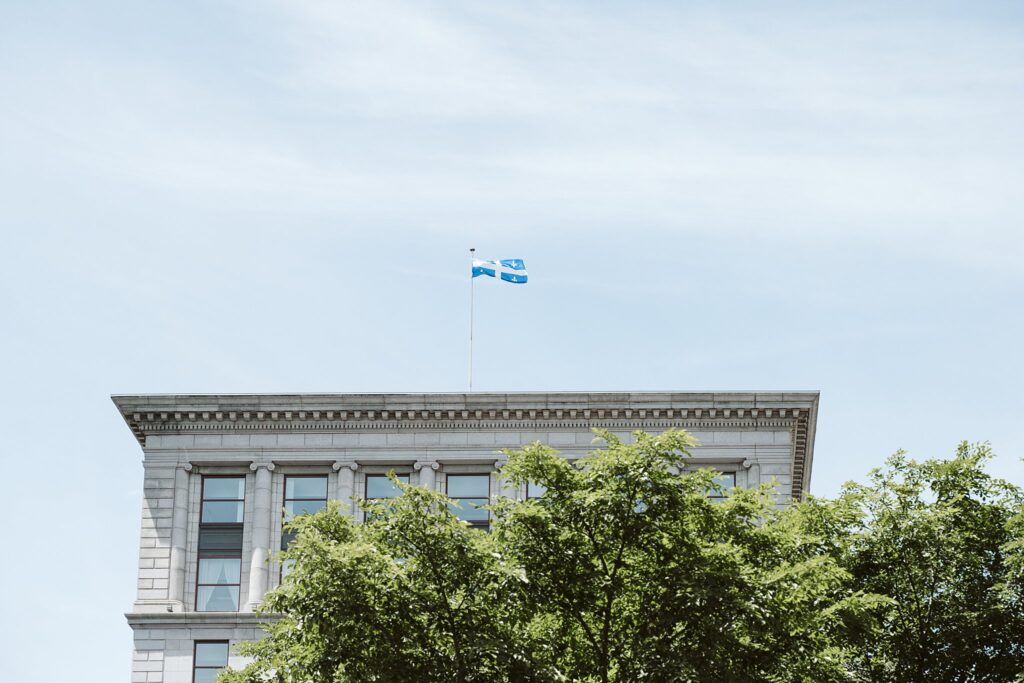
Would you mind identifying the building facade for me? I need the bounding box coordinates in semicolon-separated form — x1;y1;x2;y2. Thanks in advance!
114;391;819;683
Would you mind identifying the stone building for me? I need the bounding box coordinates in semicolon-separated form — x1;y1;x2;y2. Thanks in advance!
114;391;819;683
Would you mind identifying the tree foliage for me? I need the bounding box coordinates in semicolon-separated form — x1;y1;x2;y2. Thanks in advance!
221;487;544;683
494;430;876;682
838;443;1024;681
220;432;1024;683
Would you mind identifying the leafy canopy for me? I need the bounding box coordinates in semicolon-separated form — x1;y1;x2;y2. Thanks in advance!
220;432;1023;683
838;443;1024;682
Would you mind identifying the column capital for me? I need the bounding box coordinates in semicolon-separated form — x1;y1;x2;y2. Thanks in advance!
176;462;193;472
413;461;440;471
742;460;754;469
249;462;276;472
333;461;359;472
492;458;509;470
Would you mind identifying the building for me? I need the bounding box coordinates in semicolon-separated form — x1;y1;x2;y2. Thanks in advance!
114;391;819;683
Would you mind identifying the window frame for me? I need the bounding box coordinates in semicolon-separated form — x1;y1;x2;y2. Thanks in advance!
282;474;329;526
707;470;737;500
279;474;330;580
192;640;229;683
446;473;491;531
196;475;245;612
198;474;246;526
526;480;547;500
363;472;411;521
195;554;243;613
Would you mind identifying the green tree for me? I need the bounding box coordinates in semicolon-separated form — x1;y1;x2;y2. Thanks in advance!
838;443;1024;682
496;430;877;682
221;485;548;683
222;429;878;683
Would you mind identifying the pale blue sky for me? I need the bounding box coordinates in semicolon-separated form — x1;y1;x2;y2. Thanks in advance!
1;1;1023;680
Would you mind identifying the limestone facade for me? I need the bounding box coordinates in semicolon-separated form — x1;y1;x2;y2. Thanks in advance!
115;391;819;682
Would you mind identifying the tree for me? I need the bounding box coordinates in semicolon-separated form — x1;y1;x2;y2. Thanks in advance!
495;430;876;682
222;429;877;683
220;485;547;683
837;443;1024;682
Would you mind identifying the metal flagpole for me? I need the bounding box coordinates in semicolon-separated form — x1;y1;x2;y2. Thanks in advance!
469;247;475;392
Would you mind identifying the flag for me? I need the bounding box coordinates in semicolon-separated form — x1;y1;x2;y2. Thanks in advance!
472;258;528;284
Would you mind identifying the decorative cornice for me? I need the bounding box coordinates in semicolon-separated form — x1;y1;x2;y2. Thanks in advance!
112;392;819;498
131;416;799;434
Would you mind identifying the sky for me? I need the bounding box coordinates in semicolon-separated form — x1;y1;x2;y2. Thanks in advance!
1;0;1023;680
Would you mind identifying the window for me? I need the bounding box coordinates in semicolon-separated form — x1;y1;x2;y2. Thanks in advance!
281;475;328;550
447;474;490;530
526;481;547;500
193;641;229;683
280;475;328;580
708;471;736;500
197;476;244;612
364;473;410;521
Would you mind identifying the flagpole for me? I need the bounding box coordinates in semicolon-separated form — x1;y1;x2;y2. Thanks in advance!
469;247;475;392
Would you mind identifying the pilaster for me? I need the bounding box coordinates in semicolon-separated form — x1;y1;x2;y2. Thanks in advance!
743;459;761;489
167;463;192;611
333;461;359;516
414;460;439;491
245;462;275;610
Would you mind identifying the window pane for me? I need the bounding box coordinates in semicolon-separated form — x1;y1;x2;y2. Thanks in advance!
198;558;241;585
714;472;736;488
195;642;229;667
197;585;240;612
202;501;244;523
447;475;489;497
707;472;736;498
449;500;489;522
198;527;243;555
193;669;221;683
286;477;327;500
527;481;547;498
280;529;297;550
285;499;326;518
204;478;244;500
366;475;408;499
281;559;296;579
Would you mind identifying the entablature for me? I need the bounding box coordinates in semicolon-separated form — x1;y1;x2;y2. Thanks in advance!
114;391;818;500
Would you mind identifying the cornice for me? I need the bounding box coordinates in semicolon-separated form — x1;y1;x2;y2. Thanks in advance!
112;392;819;498
113;393;817;439
125;612;276;629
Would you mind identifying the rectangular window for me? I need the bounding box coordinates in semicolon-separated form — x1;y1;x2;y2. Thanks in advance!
364;473;410;521
281;475;329;550
526;481;547;500
447;474;491;530
193;641;229;683
197;476;244;612
708;471;736;500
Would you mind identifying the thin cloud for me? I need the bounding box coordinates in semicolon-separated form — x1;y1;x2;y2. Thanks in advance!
2;0;1022;268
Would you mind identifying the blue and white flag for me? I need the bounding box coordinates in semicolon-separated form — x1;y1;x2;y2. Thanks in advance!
472;258;528;284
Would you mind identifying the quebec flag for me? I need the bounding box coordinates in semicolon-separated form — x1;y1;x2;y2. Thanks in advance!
472;258;528;284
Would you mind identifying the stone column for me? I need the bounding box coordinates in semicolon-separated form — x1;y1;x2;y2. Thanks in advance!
245;462;275;610
743;459;761;489
414;460;439;491
333;461;359;516
168;463;192;611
